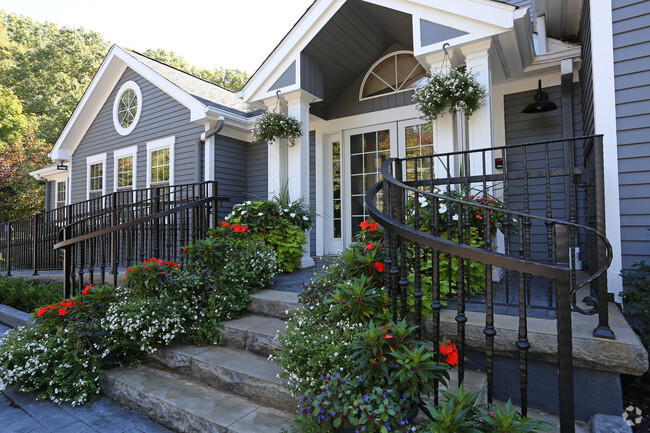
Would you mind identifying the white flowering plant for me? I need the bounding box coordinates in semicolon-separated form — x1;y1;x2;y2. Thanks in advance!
253;111;303;145
225;199;314;272
101;291;185;361
0;325;103;406
413;67;486;121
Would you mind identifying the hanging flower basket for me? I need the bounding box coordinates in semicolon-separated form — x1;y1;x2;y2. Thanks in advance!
252;111;303;146
413;67;487;121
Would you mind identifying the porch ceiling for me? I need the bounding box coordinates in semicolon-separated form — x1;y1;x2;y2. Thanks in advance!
302;0;412;118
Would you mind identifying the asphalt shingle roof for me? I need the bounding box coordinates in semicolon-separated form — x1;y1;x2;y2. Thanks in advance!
125;49;264;118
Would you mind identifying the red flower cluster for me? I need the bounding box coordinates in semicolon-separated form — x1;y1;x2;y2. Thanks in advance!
232;223;248;233
360;220;380;232
374;262;384;272
439;339;459;366
219;221;231;227
82;284;92;295
37;297;82;318
143;258;179;269
366;243;375;250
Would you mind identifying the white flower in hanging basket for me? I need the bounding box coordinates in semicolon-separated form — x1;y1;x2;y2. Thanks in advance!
252;111;303;146
413;67;487;121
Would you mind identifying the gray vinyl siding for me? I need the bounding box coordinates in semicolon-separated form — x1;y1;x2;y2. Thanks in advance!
69;68;204;203
214;135;247;214
269;61;296;91
246;142;268;201
300;53;324;100
310;131;316;256
503;84;583;262
326;73;415;120
612;0;650;270
503;0;531;8
579;0;595;136
45;181;55;212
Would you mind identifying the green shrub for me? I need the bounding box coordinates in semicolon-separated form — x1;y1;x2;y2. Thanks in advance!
0;276;62;313
620;260;650;395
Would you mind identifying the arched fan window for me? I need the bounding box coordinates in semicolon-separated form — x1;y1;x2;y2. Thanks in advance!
360;51;428;100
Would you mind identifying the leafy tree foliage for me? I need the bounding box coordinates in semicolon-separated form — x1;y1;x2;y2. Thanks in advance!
142;48;250;91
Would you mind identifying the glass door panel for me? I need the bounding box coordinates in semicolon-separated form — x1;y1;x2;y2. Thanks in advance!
349;128;391;237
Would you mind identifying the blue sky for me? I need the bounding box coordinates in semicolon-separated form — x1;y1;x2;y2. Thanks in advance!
0;0;314;73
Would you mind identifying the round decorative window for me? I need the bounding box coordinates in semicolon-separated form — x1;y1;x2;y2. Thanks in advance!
113;81;142;135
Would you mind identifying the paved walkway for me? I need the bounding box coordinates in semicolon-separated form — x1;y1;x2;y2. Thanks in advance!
0;325;173;433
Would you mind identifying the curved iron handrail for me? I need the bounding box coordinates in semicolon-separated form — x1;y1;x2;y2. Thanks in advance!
367;156;612;313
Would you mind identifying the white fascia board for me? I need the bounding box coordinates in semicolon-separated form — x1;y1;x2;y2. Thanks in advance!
204;106;254;132
369;0;516;30
50;45;124;161
49;45;210;161
239;0;346;103
29;163;65;181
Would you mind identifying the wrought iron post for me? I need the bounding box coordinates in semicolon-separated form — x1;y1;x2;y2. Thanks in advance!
32;214;39;275
5;221;11;276
154;187;161;257
211;181;218;228
111;192;119;286
555;223;575;433
592;136;614;339
63;225;72;299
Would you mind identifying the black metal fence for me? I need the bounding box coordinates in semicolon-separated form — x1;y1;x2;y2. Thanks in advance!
0;182;225;281
365;135;612;433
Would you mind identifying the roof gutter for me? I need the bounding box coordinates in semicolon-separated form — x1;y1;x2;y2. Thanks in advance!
196;116;225;183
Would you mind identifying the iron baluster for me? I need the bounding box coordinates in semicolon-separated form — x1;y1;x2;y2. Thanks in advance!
517;218;530;416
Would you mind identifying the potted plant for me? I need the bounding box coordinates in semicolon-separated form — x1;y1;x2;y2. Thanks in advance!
252;110;303;145
412;67;486;121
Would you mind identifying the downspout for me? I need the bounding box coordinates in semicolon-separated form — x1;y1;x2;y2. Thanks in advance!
195;116;225;183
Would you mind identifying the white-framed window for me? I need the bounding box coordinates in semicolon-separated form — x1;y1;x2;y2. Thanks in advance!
56;180;67;208
112;81;143;136
113;146;137;191
359;51;428;101
146;136;175;188
86;153;107;199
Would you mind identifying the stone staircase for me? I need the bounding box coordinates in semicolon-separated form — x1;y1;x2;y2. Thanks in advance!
102;289;490;432
103;290;300;433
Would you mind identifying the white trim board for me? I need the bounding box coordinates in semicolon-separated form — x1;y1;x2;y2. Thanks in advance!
113;145;138;191
86;152;107;200
146;136;176;188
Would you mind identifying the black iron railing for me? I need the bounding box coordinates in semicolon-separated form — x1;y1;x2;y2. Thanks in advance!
0;182;225;276
365;135;612;433
53;181;224;298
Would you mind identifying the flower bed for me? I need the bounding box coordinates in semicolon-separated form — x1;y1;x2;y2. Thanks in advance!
275;221;551;433
0;222;279;406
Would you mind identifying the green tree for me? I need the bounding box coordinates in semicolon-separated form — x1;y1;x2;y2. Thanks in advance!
0;12;108;144
142;48;249;91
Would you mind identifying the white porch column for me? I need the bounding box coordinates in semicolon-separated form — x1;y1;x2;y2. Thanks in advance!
462;39;494;179
285;90;314;268
264;99;288;199
204;125;216;183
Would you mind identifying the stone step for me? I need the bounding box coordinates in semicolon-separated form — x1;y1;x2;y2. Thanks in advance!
219;314;285;357
150;345;297;413
248;290;299;320
104;364;294;433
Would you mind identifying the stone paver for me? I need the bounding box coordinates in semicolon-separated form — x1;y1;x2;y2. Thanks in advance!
0;324;173;433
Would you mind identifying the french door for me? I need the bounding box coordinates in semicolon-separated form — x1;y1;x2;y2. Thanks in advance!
322;119;434;254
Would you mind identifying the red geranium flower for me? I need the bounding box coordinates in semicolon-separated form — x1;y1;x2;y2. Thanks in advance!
61;299;74;308
439;339;459;366
360;220;370;230
37;307;47;317
374;262;384;272
233;223;248;233
58;307;68;316
366;243;375;250
219;221;231;227
367;222;379;232
182;248;188;254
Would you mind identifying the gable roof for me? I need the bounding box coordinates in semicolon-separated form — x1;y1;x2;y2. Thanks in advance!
125;50;263;118
50;45;261;161
238;0;520;104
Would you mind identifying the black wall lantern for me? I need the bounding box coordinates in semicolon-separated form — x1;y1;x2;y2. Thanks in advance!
522;79;558;113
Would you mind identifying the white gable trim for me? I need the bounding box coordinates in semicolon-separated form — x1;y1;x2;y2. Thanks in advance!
240;0;518;104
49;45;209;162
